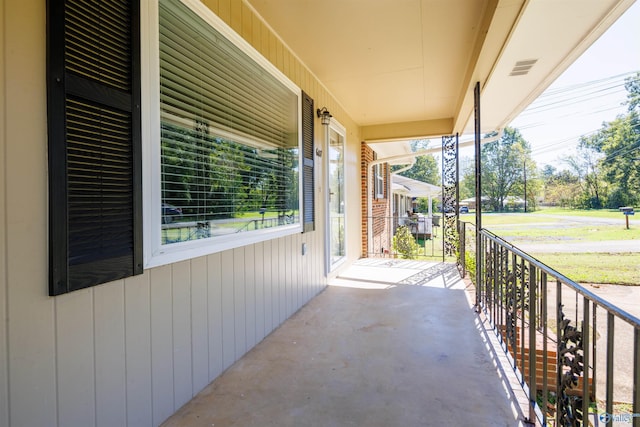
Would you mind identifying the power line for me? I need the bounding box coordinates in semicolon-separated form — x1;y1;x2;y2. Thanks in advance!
531;122;640;161
510;71;639;163
517;103;626;131
534;71;636;98
517;74;633;117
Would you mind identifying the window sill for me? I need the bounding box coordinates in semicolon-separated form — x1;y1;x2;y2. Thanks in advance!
145;223;302;268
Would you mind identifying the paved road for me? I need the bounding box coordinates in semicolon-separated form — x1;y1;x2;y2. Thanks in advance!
531;213;639;226
484;212;639;226
552;282;640;403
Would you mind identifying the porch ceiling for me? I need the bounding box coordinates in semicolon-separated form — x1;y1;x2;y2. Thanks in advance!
247;0;634;145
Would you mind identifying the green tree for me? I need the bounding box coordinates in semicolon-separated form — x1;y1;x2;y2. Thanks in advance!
511;161;542;211
398;148;440;184
564;143;606;208
578;72;640;207
161;122;299;220
481;127;535;211
625;71;640;112
580;115;639;207
541;165;557;182
392;139;441;213
460;157;476;200
542;169;581;207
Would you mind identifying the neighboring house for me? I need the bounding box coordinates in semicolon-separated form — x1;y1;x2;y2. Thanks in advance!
391;174;441;219
503;196;526;210
0;0;634;426
361;143;443;257
461;196;491;211
392;174;441;238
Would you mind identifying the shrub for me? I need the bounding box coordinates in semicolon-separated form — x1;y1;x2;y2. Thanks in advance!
392;226;421;259
465;251;476;284
606;187;638;209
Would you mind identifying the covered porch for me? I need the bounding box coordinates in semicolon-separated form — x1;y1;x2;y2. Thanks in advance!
161;259;530;426
2;0;638;426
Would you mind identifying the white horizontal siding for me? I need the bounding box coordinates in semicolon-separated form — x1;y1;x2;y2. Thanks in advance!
254;242;266;345
190;256;209;395
150;266;175;426
1;1;343;425
4;1;58;425
206;253;224;382
14;236;323;427
56;290;96;427
95;283;127;427
124;274;153;426
171;261;193;412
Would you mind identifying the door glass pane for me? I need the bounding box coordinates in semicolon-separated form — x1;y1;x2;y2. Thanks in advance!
328;128;345;266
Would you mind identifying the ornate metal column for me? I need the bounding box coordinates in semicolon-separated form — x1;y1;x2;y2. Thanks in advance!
474;81;482;303
441;133;459;258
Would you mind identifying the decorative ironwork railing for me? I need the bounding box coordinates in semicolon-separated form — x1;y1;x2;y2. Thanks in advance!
441;134;459;257
459;221;640;427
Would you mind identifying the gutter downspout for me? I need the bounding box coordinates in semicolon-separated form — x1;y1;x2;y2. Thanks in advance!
367;130;502;169
390;162;414;176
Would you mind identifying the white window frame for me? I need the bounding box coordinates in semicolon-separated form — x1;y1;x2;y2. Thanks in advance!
141;0;303;268
374;163;385;199
325;119;348;274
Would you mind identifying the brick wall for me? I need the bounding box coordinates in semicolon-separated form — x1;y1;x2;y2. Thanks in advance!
361;143;372;256
361;142;391;257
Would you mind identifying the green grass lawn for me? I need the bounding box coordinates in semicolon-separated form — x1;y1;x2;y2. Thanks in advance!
530;252;640;285
501;225;640;242
460;210;639;242
459;212;550;225
459;209;639;285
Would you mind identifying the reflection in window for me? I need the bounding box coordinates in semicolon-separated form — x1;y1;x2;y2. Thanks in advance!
158;0;300;245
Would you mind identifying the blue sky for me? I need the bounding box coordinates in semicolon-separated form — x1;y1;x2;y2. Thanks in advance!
509;1;640;168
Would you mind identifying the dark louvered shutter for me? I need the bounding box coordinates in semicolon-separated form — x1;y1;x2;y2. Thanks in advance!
47;0;142;295
301;91;315;233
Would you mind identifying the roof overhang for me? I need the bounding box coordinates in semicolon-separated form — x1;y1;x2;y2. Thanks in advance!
247;0;635;147
392;174;441;198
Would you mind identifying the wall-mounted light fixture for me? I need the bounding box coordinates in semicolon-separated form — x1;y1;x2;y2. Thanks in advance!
316;107;332;126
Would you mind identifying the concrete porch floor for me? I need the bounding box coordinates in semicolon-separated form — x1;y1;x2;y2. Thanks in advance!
161;259;531;427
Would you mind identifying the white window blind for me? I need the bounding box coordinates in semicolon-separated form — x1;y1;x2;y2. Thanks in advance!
158;0;300;245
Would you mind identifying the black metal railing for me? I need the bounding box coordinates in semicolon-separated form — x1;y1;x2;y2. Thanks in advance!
459;221;640;426
366;215;443;258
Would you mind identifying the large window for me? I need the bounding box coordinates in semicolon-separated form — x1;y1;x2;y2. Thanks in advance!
147;0;304;265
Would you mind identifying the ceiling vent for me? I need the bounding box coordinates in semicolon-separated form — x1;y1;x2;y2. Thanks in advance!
509;59;538;76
